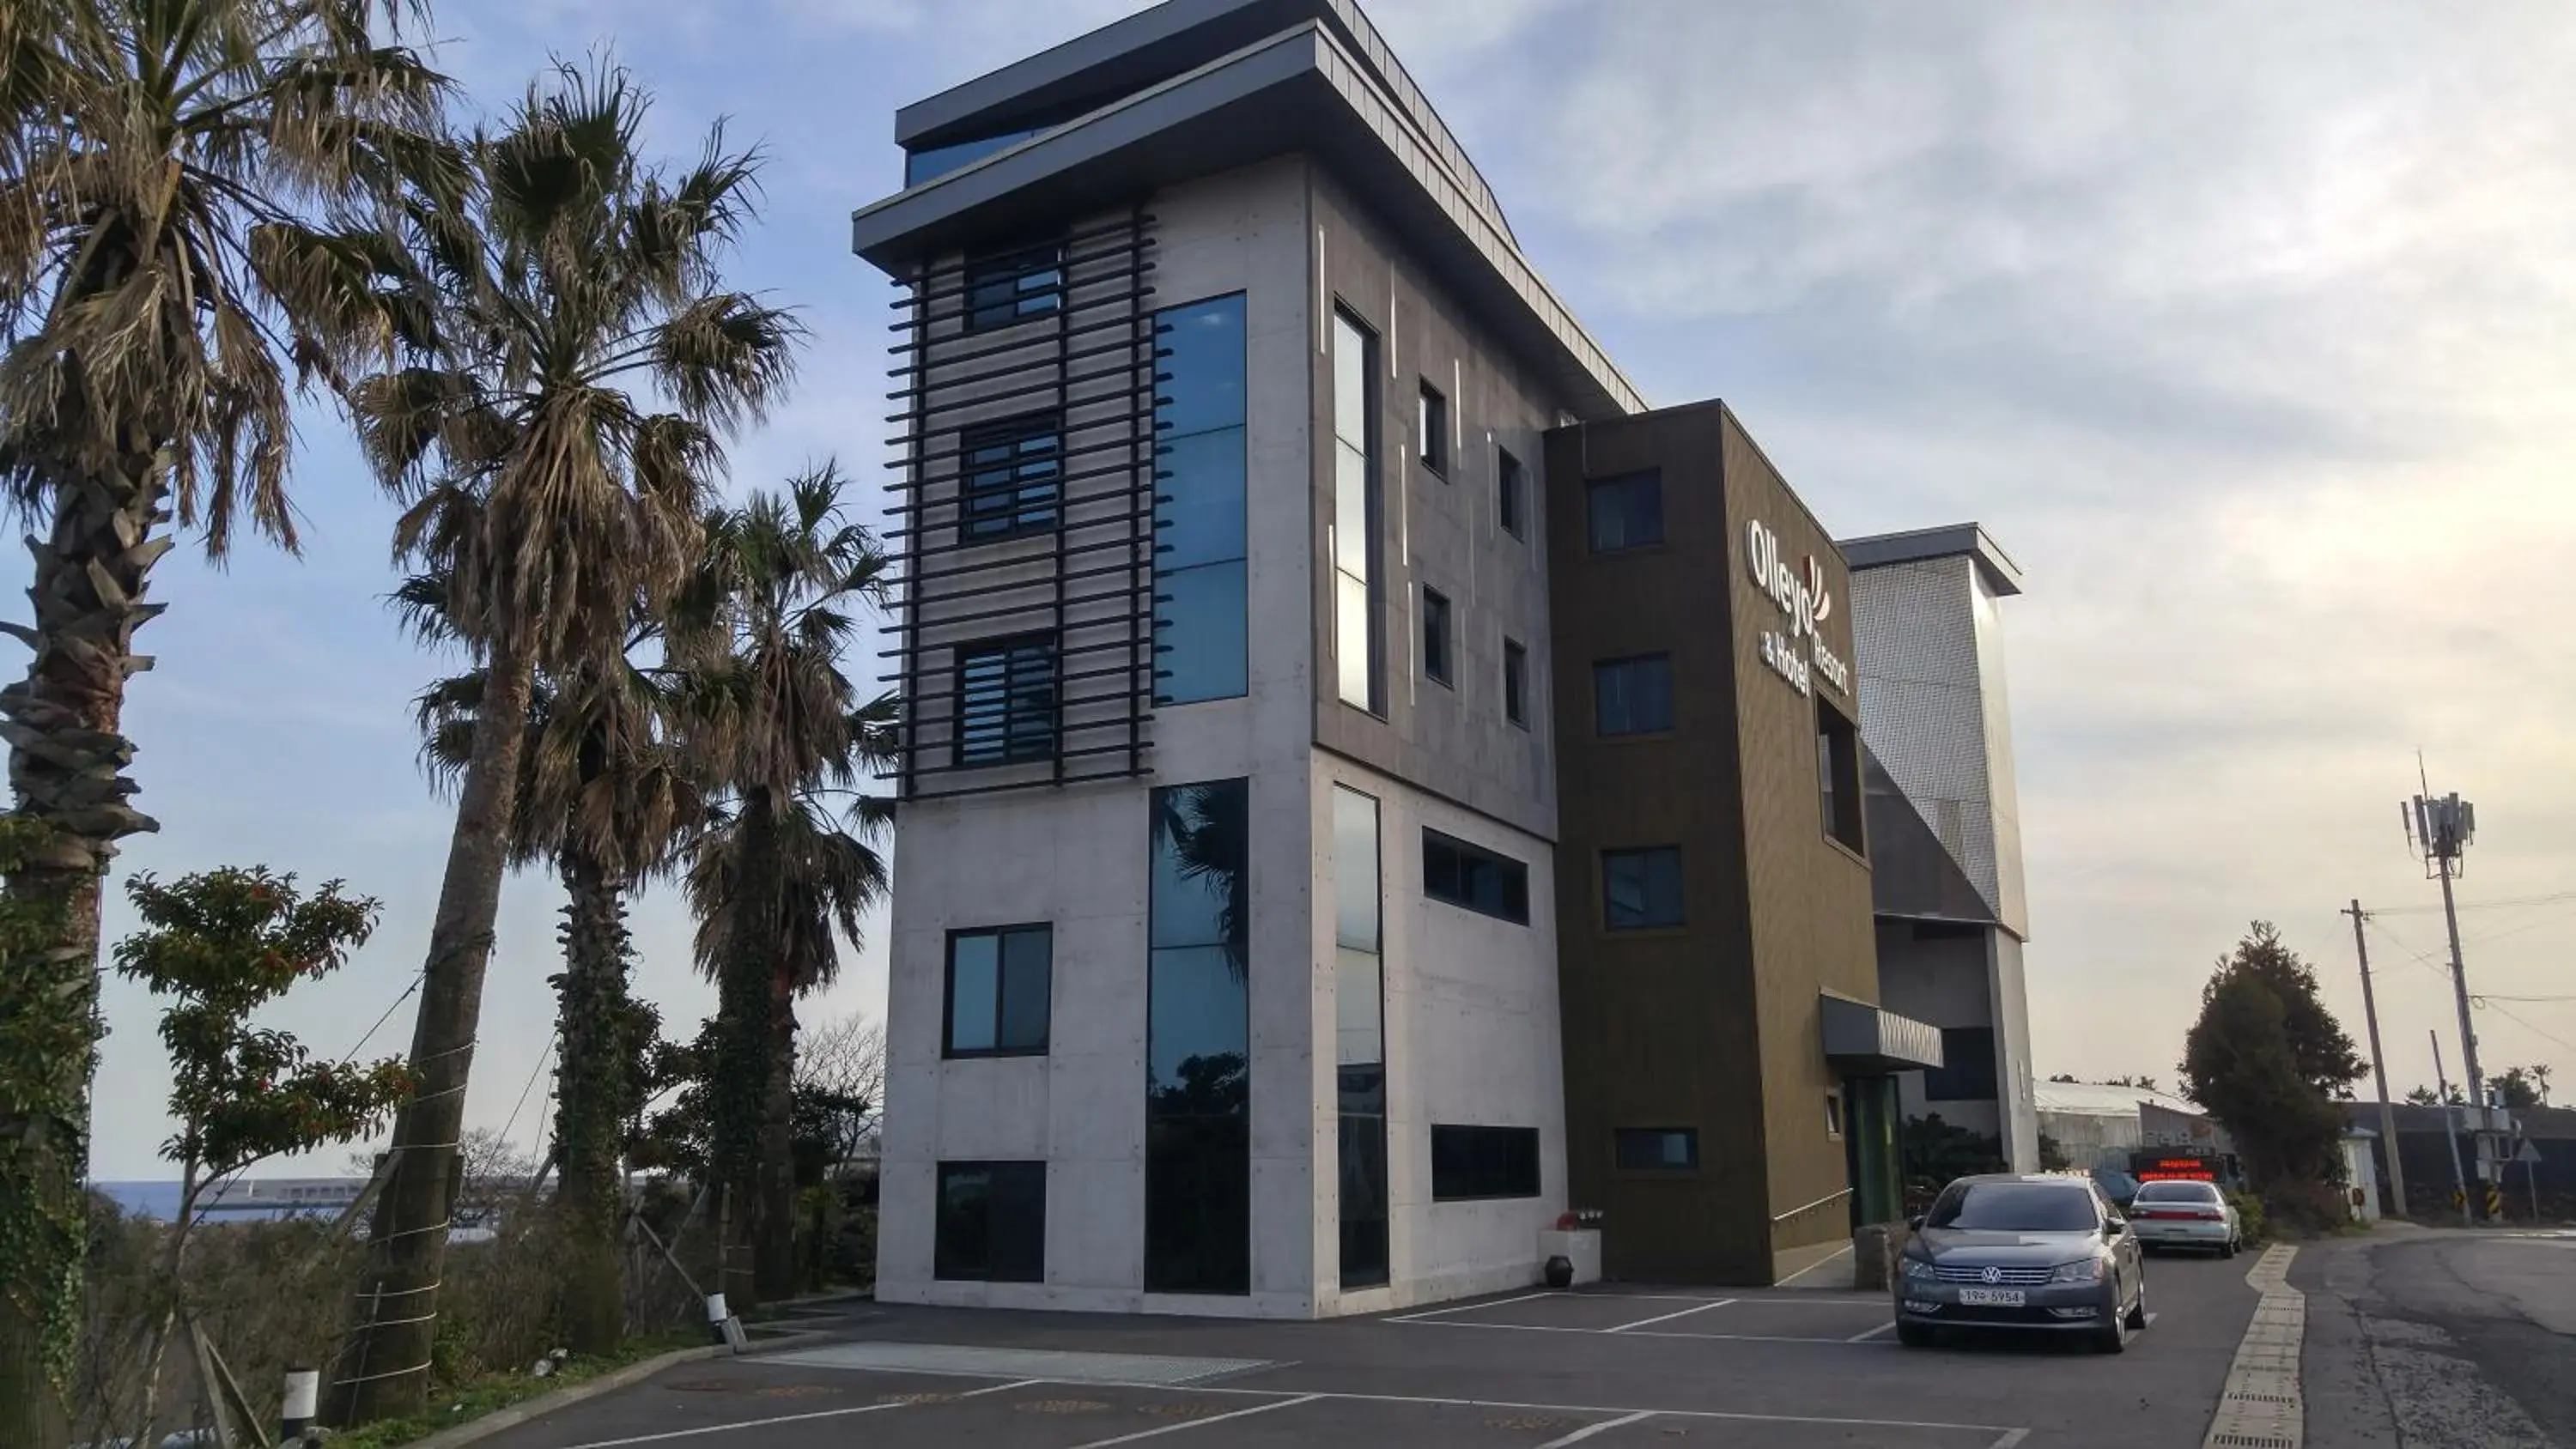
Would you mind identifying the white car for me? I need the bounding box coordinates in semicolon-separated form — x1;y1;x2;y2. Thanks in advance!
2129;1179;2240;1257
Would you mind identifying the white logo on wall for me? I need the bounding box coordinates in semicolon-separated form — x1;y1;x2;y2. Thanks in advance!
1743;519;1852;698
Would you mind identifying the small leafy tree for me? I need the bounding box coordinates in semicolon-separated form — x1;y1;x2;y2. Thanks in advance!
113;868;412;1447
2490;1064;2552;1110
2407;1083;2463;1106
2179;923;2365;1228
0;817;74;1433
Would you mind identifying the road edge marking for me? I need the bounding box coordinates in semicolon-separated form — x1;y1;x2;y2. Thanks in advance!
2201;1242;2304;1449
1537;1410;1656;1446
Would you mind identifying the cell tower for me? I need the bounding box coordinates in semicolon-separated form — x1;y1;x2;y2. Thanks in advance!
2403;770;2500;1212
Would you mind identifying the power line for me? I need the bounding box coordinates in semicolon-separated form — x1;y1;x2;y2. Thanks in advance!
2478;994;2576;1005
2481;1000;2576;1055
2366;891;2576;916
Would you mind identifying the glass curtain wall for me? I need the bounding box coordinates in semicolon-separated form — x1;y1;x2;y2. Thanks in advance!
1146;779;1252;1293
1332;311;1382;712
1333;787;1388;1288
1153;294;1249;705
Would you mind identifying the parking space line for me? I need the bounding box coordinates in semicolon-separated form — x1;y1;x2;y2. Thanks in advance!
708;1361;2020;1438
1065;1393;1321;1446
1388;1317;1890;1346
555;1378;1040;1447
1536;1410;1656;1445
1844;1322;1895;1343
1604;1297;1736;1331
1384;1290;1561;1322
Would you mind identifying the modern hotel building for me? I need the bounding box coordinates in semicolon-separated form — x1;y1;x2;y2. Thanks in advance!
855;0;2035;1316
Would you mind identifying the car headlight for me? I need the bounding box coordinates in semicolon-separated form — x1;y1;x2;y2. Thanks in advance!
1900;1256;1936;1280
2049;1257;2107;1283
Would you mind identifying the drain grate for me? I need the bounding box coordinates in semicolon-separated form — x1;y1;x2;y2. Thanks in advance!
2209;1437;2295;1449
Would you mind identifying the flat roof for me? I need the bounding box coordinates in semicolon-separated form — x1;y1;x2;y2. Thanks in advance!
852;6;1646;421
1838;522;2026;597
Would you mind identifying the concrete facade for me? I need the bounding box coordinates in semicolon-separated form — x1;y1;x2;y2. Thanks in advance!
876;151;1576;1318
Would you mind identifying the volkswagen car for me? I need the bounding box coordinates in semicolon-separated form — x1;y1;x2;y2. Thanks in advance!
1893;1173;2148;1353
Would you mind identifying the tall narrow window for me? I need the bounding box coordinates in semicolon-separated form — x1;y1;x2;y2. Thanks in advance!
956;636;1057;766
1497;447;1526;539
1333;787;1388;1289
1503;639;1528;728
1147;779;1251;1294
958;413;1060;543
1332;311;1382;712
1817;698;1866;855
1586;470;1664;552
963;243;1064;332
1421;587;1453;687
1418;380;1449;476
1153;294;1249;706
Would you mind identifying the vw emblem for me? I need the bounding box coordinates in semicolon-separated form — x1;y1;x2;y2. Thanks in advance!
1980;1266;2002;1284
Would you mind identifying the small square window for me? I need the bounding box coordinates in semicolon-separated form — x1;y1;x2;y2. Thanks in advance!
1613;1127;1698;1171
1503;639;1528;728
1594;654;1673;736
1422;587;1453;687
956;636;1057;767
1419;381;1449;476
1587;470;1663;552
946;925;1052;1057
1603;846;1683;931
1497;447;1526;539
963;244;1065;332
958;413;1061;543
934;1161;1046;1282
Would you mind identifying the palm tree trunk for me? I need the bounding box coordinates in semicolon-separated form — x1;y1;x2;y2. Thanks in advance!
551;842;633;1354
710;791;776;1309
331;627;538;1426
754;973;799;1303
0;439;173;1449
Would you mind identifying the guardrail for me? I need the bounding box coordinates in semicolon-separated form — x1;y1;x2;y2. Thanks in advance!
1771;1186;1854;1225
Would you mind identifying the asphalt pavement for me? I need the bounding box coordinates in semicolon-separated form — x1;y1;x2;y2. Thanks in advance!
2298;1224;2576;1449
471;1250;2263;1448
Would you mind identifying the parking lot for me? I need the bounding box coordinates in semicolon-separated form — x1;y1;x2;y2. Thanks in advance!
479;1252;2263;1449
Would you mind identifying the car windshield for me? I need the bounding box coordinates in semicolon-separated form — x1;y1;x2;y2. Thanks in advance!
2135;1182;2220;1203
1927;1183;2099;1232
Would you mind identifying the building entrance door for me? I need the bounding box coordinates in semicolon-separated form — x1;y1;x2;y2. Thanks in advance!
1843;1075;1902;1227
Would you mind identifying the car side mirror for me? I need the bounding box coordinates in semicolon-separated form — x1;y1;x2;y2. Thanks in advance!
2105;1216;2127;1234
1906;1216;1925;1232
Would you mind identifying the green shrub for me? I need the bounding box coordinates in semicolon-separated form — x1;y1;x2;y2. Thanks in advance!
2226;1189;2267;1245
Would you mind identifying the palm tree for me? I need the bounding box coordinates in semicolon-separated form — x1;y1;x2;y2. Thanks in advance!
400;571;700;1353
333;62;793;1422
677;465;893;1305
0;3;444;1436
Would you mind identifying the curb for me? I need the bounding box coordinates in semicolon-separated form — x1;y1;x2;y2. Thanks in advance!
397;1343;727;1449
392;1318;849;1449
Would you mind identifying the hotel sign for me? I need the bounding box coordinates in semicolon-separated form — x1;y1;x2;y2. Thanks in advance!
1743;519;1851;699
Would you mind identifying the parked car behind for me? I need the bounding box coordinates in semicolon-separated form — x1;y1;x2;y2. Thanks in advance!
1894;1173;2148;1354
2128;1179;2240;1257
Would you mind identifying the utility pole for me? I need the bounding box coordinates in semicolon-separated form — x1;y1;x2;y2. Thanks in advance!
2431;1031;2470;1228
2404;766;2493;1215
2346;900;2406;1216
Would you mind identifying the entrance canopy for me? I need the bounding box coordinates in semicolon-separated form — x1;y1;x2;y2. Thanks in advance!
1820;992;1944;1074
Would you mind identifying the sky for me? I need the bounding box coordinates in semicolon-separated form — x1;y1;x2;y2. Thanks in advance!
52;0;2576;1180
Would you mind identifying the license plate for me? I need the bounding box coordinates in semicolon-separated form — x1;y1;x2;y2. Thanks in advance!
1958;1288;2025;1307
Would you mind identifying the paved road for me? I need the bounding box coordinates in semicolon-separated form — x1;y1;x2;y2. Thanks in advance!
477;1252;2260;1448
2300;1225;2576;1448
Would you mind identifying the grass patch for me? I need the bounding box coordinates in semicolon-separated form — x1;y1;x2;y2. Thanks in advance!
332;1331;704;1449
